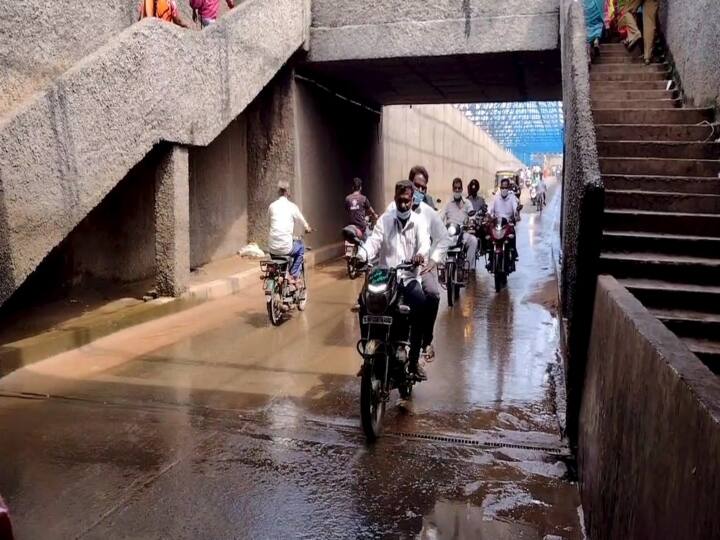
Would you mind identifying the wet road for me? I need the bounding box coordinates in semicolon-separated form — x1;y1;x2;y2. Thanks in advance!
0;188;583;539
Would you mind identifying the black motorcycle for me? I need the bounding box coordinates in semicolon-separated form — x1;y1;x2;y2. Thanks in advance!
438;221;469;307
343;227;419;442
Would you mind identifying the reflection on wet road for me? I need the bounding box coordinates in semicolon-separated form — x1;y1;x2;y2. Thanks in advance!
0;189;582;539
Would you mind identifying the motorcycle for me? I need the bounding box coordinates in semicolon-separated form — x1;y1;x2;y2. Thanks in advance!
344;217;373;279
484;217;516;292
260;239;309;326
342;226;419;442
438;221;469;307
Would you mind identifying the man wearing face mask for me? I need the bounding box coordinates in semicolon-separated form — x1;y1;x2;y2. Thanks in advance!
442;178;478;272
490;178;520;260
386;168;450;360
359;180;431;380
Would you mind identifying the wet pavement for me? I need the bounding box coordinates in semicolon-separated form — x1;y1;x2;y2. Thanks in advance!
0;187;583;539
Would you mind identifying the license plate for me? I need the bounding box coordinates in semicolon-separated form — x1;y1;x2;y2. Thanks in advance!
363;315;393;325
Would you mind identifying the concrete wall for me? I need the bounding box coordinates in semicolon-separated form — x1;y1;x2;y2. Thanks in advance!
189;117;248;269
579;276;720;540
309;0;560;62
558;0;604;443
382;105;520;206
0;0;309;308
294;80;383;257
659;0;720;108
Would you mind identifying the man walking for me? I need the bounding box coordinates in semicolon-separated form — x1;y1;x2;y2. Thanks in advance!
622;0;658;64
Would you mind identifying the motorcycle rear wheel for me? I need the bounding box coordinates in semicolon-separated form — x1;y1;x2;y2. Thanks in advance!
360;362;385;442
267;288;283;326
298;266;308;311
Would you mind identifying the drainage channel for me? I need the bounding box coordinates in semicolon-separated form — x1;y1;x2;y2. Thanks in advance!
385;430;571;457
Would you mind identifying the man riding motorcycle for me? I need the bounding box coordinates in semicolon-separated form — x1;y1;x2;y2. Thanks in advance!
386;168;450;360
345;177;378;240
357;180;431;380
267;180;313;285
467;178;488;256
489;178;520;261
442;178;478;272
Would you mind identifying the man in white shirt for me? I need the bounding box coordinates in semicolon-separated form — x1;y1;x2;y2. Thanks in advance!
267;181;312;283
442;178;478;271
360;180;431;379
536;176;547;207
386;169;450;360
489;177;520;259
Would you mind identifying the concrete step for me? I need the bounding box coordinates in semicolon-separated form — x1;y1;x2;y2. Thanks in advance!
593;108;714;125
595;54;646;64
605;189;720;213
600;157;720;177
591;80;672;90
597;141;720;159
599;43;634;52
590;70;670;82
592;98;680;109
602;174;720;194
591;89;676;101
591;63;668;73
603;209;720;236
619;278;720;314
600;252;720;286
682;337;720;375
603;231;720;258
653;309;720;341
595;124;718;142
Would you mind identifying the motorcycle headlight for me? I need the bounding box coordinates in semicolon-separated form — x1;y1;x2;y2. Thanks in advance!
447;224;459;236
492;227;506;241
368;283;388;294
366;291;389;315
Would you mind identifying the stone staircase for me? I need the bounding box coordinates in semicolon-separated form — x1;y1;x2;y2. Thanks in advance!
592;43;720;376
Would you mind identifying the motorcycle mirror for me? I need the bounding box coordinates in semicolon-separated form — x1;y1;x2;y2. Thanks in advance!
468;210;477;217
341;226;361;245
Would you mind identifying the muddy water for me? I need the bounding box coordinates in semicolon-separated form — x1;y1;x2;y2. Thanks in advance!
0;187;582;539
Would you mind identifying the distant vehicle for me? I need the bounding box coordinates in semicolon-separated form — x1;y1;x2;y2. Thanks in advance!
260;235;309;326
494;170;522;199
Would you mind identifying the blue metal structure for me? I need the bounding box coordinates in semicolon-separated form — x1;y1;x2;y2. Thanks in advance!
457;102;564;165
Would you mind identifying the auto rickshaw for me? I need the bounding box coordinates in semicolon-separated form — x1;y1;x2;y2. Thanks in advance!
493;170;522;199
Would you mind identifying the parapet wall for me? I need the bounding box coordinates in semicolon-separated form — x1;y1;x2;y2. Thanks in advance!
579;276;720;540
309;0;559;62
659;0;720;109
0;0;308;308
558;0;604;443
382;105;521;205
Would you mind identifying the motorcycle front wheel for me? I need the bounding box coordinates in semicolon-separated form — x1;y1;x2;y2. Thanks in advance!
360;360;385;442
494;271;505;293
446;262;455;306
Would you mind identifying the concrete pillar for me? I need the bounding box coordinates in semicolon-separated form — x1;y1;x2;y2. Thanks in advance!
155;145;190;297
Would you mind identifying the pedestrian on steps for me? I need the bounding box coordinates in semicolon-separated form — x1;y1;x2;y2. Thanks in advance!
621;0;658;64
583;0;605;61
138;0;192;28
190;0;235;28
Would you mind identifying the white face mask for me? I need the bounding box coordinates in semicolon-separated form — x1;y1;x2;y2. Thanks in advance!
397;208;411;220
453;192;462;201
501;189;509;198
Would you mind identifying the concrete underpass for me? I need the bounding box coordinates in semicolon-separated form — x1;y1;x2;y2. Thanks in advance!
0;0;718;539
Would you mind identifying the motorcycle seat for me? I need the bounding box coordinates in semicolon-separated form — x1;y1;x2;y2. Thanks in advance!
269;255;292;265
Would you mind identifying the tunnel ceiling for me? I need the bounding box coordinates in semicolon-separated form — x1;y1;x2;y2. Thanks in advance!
297;50;561;108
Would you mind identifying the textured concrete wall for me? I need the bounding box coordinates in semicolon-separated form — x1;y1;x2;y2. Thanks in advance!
246;69;300;250
155;145;190;296
294;80;383;255
0;0;308;308
189;117;248;269
659;0;720;108
309;0;560;61
579;276;720;540
558;0;604;443
382;105;521;205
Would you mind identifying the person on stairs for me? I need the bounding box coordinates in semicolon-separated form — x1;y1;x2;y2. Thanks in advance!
622;0;658;64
